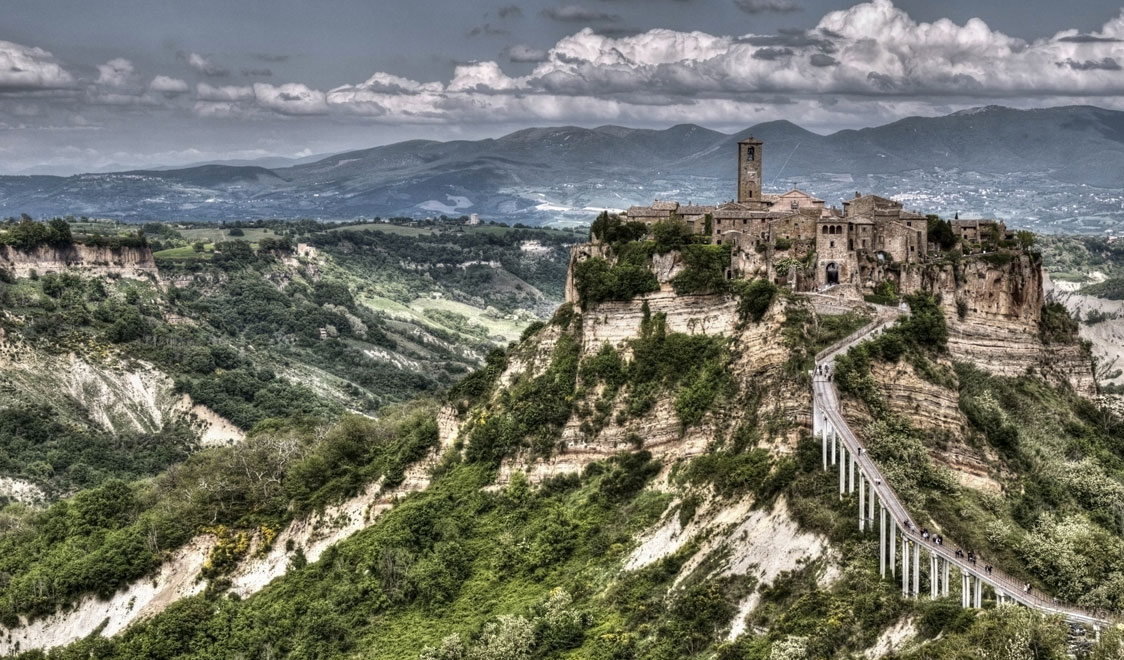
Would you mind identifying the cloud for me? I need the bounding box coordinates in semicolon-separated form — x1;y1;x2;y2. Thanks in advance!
809;53;838;67
241;68;274;77
542;5;620;22
253;82;328;115
253;52;290;62
733;0;802;14
149;75;189;95
0;40;74;91
469;23;509;37
753;47;794;60
504;44;549;62
196;82;255;102
1057;57;1121;71
96;58;137;89
180;51;230;77
497;5;523;19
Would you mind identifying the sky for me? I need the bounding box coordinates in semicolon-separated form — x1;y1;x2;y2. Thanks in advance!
2;0;1124;174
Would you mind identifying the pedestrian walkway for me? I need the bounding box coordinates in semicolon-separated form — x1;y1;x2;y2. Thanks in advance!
810;306;1111;632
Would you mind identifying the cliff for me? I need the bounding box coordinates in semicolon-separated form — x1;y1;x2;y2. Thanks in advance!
0;244;156;279
904;254;1097;397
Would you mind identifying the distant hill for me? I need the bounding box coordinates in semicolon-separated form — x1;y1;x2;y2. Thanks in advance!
3;105;1124;233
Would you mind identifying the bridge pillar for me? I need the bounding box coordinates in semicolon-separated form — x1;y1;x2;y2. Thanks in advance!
912;541;920;597
931;552;938;598
831;427;837;466
902;538;909;596
889;523;896;578
848;450;855;494
858;474;865;532
974;575;982;608
962;574;969;608
879;506;886;578
838;443;845;497
942;559;949;597
821;420;827;471
868;485;876;528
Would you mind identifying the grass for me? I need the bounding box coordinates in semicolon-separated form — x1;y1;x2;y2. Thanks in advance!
152;245;213;261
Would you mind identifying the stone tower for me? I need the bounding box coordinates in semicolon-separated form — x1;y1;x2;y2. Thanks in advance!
738;137;763;203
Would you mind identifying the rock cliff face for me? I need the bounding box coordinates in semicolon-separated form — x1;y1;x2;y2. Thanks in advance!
489;291;807;486
900;255;1096;397
0;244;156;279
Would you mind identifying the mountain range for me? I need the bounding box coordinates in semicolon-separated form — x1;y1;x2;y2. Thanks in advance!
3;105;1124;233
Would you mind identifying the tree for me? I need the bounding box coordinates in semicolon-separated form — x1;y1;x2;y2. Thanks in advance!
47;217;72;246
926;215;957;251
1016;230;1036;250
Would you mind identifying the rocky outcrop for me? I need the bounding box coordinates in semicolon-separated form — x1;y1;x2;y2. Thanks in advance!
0;244;156;279
0;339;241;444
842;358;1002;493
495;292;807;485
901;255;1096;397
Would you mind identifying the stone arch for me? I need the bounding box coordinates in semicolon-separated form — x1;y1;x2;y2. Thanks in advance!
826;261;839;285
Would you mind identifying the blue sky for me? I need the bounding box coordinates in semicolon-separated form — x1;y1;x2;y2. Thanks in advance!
2;0;1124;173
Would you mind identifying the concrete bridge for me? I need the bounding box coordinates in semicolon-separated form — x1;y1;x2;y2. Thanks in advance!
811;309;1112;636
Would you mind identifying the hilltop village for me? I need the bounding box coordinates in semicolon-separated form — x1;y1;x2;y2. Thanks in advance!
619;138;1020;295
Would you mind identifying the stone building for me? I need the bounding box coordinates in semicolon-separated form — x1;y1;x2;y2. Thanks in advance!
622;139;981;291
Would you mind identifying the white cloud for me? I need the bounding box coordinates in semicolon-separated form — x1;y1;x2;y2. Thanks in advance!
149;75;189;95
0;40;74;91
96;58;137;89
253;82;328;115
196;82;254;102
182;52;230;77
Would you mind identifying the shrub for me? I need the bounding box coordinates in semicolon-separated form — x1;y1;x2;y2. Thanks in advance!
1040;301;1078;343
670;244;731;295
651;217;693;254
731;278;777;323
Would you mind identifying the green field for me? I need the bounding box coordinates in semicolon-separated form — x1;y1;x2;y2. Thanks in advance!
152;245;213;261
178;227;277;243
325;223;434;236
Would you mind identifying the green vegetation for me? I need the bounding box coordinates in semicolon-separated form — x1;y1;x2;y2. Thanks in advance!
0;404;438;624
926;215;957;251
670;244;731;295
1082;277;1124;300
731;278;778;323
1040;301;1079;343
863;279;899;307
572;243;659;306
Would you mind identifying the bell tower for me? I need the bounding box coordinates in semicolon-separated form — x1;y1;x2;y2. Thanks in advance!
738;137;763;204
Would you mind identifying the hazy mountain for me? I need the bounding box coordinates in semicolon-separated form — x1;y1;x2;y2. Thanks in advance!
2;105;1123;233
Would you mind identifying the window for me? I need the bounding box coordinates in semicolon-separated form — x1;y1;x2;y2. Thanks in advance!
830;240;835;248
747;146;755;161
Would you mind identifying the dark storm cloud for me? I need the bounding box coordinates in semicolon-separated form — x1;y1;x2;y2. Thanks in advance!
497;5;523;18
1057;57;1122;70
541;5;620;22
809;53;837;67
733;0;802;14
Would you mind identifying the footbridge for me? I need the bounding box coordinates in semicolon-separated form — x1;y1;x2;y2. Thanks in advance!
811;308;1111;634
